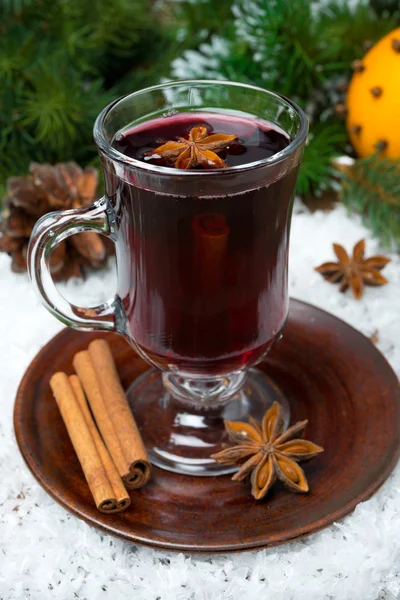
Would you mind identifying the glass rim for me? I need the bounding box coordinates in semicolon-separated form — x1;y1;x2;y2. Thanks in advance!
93;79;309;176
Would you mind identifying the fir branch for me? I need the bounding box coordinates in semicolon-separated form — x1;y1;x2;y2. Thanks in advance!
0;0;32;16
170;0;233;42
172;36;235;80
340;155;400;249
297;123;346;197
318;1;397;60
20;60;112;153
0;0;173;183
0;29;32;82
370;0;400;19
231;0;346;98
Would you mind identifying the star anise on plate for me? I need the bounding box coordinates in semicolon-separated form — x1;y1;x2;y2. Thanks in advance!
211;402;323;500
315;238;391;300
145;124;237;169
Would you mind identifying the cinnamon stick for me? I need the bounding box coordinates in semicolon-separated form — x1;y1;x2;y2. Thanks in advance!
88;339;151;489
192;212;229;293
69;375;130;511
72;351;130;478
190;213;230;355
49;372;130;513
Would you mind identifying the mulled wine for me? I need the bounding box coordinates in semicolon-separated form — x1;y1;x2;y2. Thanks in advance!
29;81;308;476
108;113;297;376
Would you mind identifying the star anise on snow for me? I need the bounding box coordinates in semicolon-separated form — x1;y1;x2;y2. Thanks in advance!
211;402;323;500
315;239;390;300
145;124;237;169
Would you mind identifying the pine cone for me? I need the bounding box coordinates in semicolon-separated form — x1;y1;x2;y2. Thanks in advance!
0;162;113;281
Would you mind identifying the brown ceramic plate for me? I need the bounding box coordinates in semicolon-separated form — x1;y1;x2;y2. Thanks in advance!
14;299;400;553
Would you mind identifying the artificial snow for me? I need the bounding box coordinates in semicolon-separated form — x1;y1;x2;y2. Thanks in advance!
0;202;400;600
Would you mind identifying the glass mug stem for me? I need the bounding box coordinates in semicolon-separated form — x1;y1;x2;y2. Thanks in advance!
163;371;246;408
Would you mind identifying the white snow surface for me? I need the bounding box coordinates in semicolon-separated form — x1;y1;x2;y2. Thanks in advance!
1;201;400;600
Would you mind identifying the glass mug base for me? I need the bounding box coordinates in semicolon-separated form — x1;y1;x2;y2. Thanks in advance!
128;368;290;476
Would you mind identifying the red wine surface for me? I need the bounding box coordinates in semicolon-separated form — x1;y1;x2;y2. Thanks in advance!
113;112;289;169
108;113;297;375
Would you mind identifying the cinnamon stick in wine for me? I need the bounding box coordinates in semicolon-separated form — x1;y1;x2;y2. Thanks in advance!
192;212;229;294
69;375;130;511
49;372;130;513
88;339;151;489
191;213;230;355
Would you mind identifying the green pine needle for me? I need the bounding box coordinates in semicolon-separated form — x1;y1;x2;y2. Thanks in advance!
231;0;346;97
0;0;172;183
21;61;112;151
0;0;33;16
297;123;346;197
340;155;400;249
319;1;397;60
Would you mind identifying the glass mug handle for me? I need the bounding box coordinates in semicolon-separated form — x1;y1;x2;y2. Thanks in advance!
27;196;124;333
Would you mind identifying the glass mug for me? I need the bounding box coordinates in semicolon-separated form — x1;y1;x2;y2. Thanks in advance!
28;80;308;476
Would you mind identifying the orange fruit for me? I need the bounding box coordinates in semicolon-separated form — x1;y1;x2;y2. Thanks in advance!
346;27;400;158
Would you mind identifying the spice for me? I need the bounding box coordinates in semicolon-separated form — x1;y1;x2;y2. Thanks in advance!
145;124;237;169
334;103;348;117
88;339;151;489
315;238;390;300
189;213;230;355
211;402;323;500
73;351;129;473
73;341;151;489
350;124;362;135
370;86;383;98
375;140;388;152
50;372;130;513
192;213;229;292
392;39;400;53
69;375;130;510
351;59;365;72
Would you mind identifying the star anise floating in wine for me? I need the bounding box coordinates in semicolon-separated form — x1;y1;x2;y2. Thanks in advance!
315;239;390;300
145;124;237;169
211;402;323;500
